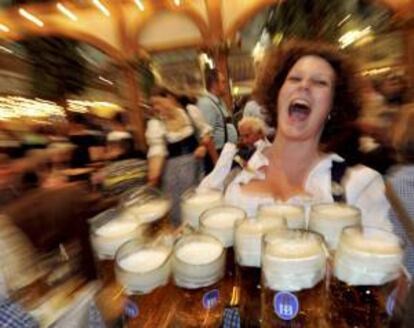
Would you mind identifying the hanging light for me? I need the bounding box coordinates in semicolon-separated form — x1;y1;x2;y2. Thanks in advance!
0;24;10;32
18;8;44;27
134;0;145;11
92;0;110;17
57;3;78;22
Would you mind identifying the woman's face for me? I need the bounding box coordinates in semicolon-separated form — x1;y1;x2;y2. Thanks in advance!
150;95;175;115
277;55;336;142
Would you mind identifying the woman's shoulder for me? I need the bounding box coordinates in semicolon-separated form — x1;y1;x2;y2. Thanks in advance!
346;164;383;185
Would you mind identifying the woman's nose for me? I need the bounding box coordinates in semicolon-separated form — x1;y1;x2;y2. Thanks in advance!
299;78;311;90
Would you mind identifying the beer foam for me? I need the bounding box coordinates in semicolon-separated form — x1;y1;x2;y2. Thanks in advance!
200;207;245;247
173;236;225;289
116;246;172;294
266;232;323;259
119;248;169;273
124;199;171;223
334;227;403;286
309;204;361;250
262;231;326;292
176;241;223;265
181;190;222;229
185;191;222;205
95;220;138;238
91;220;140;259
313;204;359;217
258;204;305;229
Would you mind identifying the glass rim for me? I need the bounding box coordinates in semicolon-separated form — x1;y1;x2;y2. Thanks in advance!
340;224;406;249
173;232;225;267
115;237;172;274
310;202;361;217
180;186;222;202
119;185;173;209
88;207;126;236
199;205;247;227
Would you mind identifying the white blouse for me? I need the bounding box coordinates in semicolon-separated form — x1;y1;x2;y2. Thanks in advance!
199;143;392;230
146;104;212;158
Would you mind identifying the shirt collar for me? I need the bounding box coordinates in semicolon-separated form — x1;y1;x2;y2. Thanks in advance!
206;91;220;103
233;144;343;185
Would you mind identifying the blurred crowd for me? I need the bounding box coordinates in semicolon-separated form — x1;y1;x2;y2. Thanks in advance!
0;59;413;327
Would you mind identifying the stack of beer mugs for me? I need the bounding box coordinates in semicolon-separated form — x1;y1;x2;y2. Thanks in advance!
181;188;223;229
330;226;404;327
172;233;226;327
258;204;306;229
261;229;328;327
89;208;143;283
234;216;286;327
115;237;173;326
199;205;246;277
120;186;172;237
309;203;361;250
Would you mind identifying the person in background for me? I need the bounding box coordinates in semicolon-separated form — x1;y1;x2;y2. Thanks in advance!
197;69;238;173
146;87;215;226
243;97;275;139
198;40;392;230
199;116;269;191
387;107;414;277
93;131;147;197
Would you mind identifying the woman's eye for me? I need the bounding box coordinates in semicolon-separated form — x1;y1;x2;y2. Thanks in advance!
314;79;329;86
287;76;301;82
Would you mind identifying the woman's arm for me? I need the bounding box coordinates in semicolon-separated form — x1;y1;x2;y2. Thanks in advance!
145;119;167;187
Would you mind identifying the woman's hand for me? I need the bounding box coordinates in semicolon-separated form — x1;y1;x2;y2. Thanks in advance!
193;146;207;159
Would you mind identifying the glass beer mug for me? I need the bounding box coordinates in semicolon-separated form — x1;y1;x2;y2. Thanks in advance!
309;203;361;250
120;186;172;237
258;204;305;229
234;217;286;327
181;188;223;229
261;230;328;327
330;226;404;328
90;208;142;283
172;233;226;328
199;205;246;277
115;237;172;327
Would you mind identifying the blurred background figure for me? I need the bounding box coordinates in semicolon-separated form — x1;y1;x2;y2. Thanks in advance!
93;131;147;198
197;69;238;173
146;86;215;225
199;116;269;191
387;107;414;278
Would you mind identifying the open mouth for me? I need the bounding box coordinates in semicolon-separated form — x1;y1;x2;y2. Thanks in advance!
288;100;311;121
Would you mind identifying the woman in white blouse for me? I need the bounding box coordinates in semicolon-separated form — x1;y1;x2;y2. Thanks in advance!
199;40;392;230
146;87;217;226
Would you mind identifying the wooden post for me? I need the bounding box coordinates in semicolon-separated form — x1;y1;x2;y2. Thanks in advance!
403;28;414;97
111;2;147;152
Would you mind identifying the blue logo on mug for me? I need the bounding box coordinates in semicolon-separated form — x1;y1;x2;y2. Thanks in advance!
273;291;299;320
125;300;139;318
202;289;220;309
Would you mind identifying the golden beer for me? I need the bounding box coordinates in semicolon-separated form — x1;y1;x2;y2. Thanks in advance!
115;238;172;327
261;230;328;327
235;217;286;327
172;233;226;328
199;205;246;278
330;226;404;328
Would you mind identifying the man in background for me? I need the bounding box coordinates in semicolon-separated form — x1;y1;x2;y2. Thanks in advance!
197;69;237;173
